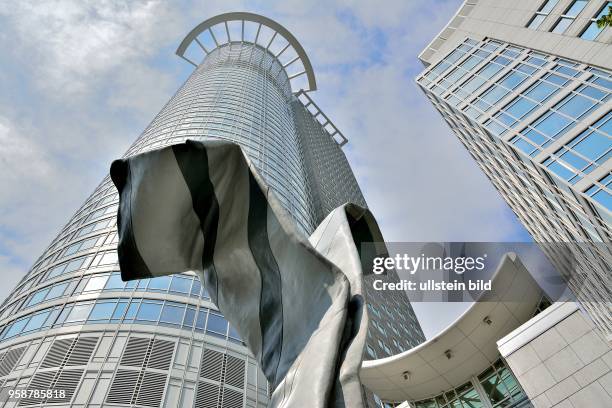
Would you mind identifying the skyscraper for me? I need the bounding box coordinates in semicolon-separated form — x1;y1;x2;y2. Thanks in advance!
417;0;612;338
0;12;423;408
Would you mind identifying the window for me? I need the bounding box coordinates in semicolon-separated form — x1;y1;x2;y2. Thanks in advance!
551;0;589;33
84;275;108;292
88;301;117;322
543;112;611;184
206;313;228;335
66;303;93;323
169;275;192;294
585;173;612;211
527;0;560;29
581;2;612;40
136;301;162;321
160;302;185;326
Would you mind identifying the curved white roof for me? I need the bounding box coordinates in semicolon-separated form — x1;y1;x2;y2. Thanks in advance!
360;253;543;402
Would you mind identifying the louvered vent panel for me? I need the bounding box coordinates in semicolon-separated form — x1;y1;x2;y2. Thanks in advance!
64;337;98;366
51;369;83;403
120;337;150;367
134;371;167;408
147;339;174;370
224;356;245;389
221;387;243;408
106;369;139;405
0;352;7;375
40;339;73;368
195;381;220;408
0;346;26;377
200;349;224;381
18;371;55;406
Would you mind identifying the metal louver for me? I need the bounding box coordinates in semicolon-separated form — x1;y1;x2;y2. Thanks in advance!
106;369;139;405
107;336;174;408
147;339;174;370
221;387;243;408
40;339;73;369
134;371;167;407
40;336;99;369
64;337;98;366
120;337;174;370
52;369;83;403
0;346;26;377
199;349;224;382
224;356;245;389
195;381;220;408
195;349;246;408
17;369;84;406
18;371;55;406
120;337;149;367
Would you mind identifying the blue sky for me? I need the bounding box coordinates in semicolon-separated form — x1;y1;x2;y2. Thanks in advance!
0;0;533;338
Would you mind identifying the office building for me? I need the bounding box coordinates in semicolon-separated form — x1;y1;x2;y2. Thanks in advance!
0;12;423;408
415;0;612;337
362;254;612;408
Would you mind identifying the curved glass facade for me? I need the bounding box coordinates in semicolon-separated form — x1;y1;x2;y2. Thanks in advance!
0;17;423;408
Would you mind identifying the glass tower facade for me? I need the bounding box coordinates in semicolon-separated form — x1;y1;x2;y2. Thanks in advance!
0;13;423;408
417;0;611;338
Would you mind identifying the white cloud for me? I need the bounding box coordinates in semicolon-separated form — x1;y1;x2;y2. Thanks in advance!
1;0;182;96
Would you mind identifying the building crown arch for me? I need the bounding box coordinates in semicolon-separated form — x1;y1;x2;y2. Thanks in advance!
176;12;317;94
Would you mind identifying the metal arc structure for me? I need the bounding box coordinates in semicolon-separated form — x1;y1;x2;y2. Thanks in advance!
176;12;317;93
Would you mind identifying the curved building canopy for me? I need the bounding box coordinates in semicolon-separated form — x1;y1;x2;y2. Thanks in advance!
360;253;544;402
176;12;317;93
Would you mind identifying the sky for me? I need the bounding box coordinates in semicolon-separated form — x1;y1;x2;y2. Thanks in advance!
0;0;534;338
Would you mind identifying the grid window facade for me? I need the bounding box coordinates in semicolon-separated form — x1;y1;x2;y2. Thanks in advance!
417;38;612;337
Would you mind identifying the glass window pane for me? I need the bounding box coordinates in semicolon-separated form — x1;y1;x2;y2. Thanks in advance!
183;307;196;328
125;302;139;320
64;257;86;274
525;81;557;103
112;301;128;321
528;14;546;29
592;189;612;211
104;273;126;290
26;289;50;307
89;301;117;321
4;319;28;338
534;112;572;138
46;282;68;299
581;22;602;40
552;17;573;33
565;0;588;17
24;311;50;332
206;313;227;335
160;303;185;326
195;309;207;330
573;132;611;160
84;275;108;292
557;94;596;119
136;301;162;321
191;279;202;297
541;0;559;14
148;276;171;291
169;276;192;294
66;303;93;322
